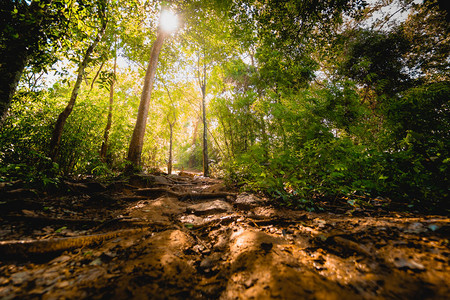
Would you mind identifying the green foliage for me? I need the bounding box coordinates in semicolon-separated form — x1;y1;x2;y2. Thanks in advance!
400;1;450;81
0;91;59;185
57;95;108;174
175;142;203;171
0;0;70;71
221;76;449;211
225;135;448;211
337;28;412;96
385;82;450;145
256;47;317;92
0;66;140;179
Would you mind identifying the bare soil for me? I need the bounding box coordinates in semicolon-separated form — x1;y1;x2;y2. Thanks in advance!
0;172;449;299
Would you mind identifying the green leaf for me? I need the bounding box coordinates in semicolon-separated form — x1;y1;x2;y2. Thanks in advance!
55;226;67;233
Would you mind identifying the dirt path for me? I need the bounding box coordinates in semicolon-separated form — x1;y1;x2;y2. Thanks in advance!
0;173;449;299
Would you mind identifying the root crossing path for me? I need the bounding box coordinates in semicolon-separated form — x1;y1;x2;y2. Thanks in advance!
0;172;449;299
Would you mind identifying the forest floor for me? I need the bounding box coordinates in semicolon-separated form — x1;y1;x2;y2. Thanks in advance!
0;172;449;299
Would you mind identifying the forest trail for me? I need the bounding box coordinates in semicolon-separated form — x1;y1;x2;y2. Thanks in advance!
0;172;449;299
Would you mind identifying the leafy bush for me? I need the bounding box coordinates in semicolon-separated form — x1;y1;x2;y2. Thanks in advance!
225;135;448;211
0;91;60;186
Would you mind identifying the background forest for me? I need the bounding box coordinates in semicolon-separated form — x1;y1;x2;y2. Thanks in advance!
0;0;448;212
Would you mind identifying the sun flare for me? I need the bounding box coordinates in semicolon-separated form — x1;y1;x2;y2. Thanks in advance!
160;10;178;33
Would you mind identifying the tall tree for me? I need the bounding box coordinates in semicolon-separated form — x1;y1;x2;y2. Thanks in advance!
183;4;237;175
161;80;177;175
126;6;182;168
197;53;209;176
166;113;176;175
126;29;168;167
49;1;108;160
100;42;117;161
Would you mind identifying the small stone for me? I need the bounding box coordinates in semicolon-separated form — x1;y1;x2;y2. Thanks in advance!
244;278;257;288
393;257;425;271
11;272;30;285
89;258;103;266
56;281;70;288
213;236;228;250
193;244;205;253
428;224;439;232
129;174;170;187
187;200;232;215
404;222;427;234
102;251;117;259
200;258;214;269
64;181;89;193
50;255;72;265
234;193;264;210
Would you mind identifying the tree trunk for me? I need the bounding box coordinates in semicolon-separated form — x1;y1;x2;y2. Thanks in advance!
0;42;28;126
49;23;106;161
168;122;174;175
201;82;209;177
197;55;209;177
127;31;167;167
219;118;233;159
188;116;200;169
260;115;269;161
100;52;117;161
162;82;176;175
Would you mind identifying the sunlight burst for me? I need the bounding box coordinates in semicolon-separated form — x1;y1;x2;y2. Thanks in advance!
160;10;178;33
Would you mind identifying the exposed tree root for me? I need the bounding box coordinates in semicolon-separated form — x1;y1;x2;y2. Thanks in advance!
0;188;39;199
179;192;237;200
331;235;373;257
135;187;237;200
0;228;148;259
189;216;308;231
186;215;242;230
92;218;173;231
135;187;181;198
119;195;149;202
3;214;104;226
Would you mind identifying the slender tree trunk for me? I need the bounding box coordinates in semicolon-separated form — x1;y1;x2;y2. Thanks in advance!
219;118;232;159
229;119;235;155
49;23;106;161
168;122;174;175
0;42;28;126
201;80;209;177
162;82;176;175
206;122;225;158
90;61;105;92
188;116;200;169
100;52;117;161
127;31;167;167
260;115;269;161
197;55;209;177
